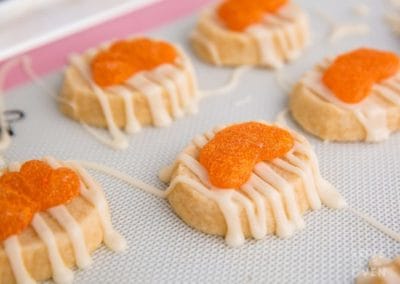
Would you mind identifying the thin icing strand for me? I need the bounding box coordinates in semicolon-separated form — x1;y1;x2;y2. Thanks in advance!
199;66;252;98
62;160;127;252
3;236;36;284
70;160;166;198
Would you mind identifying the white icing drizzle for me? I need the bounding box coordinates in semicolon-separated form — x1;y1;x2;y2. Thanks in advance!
2;157;126;283
357;255;400;284
63;160;127;252
301;62;400;141
330;23;370;43
45;157;92;269
176;45;200;100
107;86;141;134
126;73;172;127
165;124;346;246
2;148;387;250
8;161;74;284
71;159;166;198
47;206;92;268
147;65;184;118
274;154;322;210
158;163;175;184
21;56;72;107
246;25;283;68
316;10;370;42
245;3;308;68
65;137;341;242
31;214;74;284
190;30;221;66
3;236;36;284
347;207;400;242
70;55;129;150
69;44;198;149
200;66;251;98
20;46;244;151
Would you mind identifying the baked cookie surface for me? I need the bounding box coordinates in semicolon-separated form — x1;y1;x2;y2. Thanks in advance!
0;157;125;284
190;0;309;67
290;48;400;142
356;255;400;284
60;38;199;149
163;121;346;246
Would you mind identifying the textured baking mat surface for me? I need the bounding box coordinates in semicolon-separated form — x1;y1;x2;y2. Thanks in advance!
3;0;400;283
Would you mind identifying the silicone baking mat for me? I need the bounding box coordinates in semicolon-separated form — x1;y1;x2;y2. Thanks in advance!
3;0;400;282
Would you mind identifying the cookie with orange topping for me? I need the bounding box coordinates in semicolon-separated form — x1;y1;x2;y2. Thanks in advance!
60;37;198;140
190;0;310;67
0;157;125;284
290;47;400;142
163;121;345;246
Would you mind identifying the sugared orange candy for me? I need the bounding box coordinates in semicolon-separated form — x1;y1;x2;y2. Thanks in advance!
0;186;38;242
0;160;81;241
217;0;288;32
45;168;81;209
199;122;294;188
323;48;400;104
91;52;138;88
19;161;80;211
91;38;178;87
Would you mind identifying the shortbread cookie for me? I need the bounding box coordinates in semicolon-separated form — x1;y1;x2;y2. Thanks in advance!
60;37;198;149
357;255;400;284
163;121;345;246
0;157;125;284
290;48;400;142
190;0;309;67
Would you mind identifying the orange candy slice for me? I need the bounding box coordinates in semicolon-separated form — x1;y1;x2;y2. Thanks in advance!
91;52;138;88
0;186;38;242
322;48;400;104
0;160;81;241
199;122;294;188
217;0;288;32
91;38;178;87
19;160;80;211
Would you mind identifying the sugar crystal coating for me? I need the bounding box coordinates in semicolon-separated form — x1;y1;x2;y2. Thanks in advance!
0;160;81;240
199;122;294;188
323;48;400;104
217;0;288;32
0;186;38;242
91;38;178;87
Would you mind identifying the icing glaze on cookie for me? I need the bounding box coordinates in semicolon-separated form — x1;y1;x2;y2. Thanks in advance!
70;38;199;149
191;2;308;68
1;157;125;284
323;48;400;104
301;55;400;142
163;122;346;246
246;3;308;67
